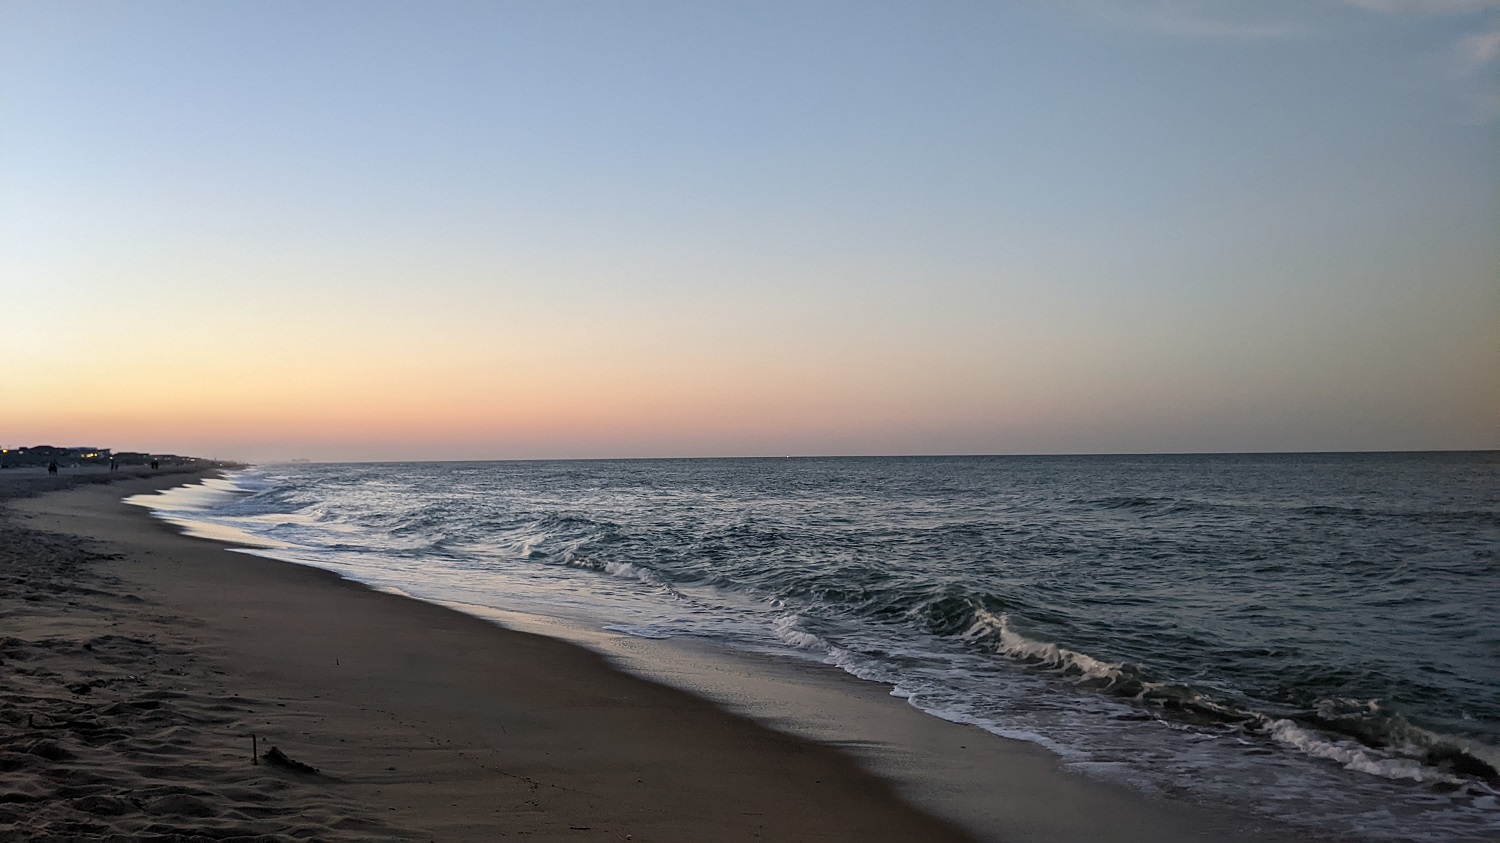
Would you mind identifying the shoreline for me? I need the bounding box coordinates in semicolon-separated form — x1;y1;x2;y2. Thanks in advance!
3;471;1295;841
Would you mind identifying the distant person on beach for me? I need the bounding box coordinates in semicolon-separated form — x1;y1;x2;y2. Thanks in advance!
109;458;117;473
47;461;58;475
150;459;159;470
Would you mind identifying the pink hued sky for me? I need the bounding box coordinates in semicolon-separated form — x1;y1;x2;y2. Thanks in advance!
3;1;1496;463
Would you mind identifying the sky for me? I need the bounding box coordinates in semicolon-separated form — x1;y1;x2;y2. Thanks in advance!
1;0;1496;462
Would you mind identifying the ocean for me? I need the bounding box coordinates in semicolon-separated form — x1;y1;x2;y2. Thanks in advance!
129;453;1499;840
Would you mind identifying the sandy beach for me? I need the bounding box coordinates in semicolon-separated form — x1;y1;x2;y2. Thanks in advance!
0;470;1289;842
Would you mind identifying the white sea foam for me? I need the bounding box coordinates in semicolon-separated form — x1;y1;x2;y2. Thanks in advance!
1263;717;1465;785
603;560;660;584
772;614;830;651
555;550;665;588
125;474;253;513
825;646;895;682
966;609;1130;686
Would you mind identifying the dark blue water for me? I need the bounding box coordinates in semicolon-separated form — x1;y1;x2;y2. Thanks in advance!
133;452;1500;840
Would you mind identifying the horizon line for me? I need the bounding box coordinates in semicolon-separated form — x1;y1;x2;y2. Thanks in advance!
245;448;1500;466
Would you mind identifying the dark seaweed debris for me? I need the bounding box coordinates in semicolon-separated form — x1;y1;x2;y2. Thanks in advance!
261;746;319;775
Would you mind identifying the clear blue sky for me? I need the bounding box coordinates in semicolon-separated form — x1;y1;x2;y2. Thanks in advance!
2;0;1496;461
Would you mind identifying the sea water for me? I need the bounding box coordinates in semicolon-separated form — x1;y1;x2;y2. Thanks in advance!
129;453;1499;840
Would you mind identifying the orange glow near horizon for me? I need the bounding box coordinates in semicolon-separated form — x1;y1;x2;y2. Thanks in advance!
5;255;1497;462
3;3;1496;461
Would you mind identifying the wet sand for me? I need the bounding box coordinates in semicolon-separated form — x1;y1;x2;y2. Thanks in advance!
1;470;1286;841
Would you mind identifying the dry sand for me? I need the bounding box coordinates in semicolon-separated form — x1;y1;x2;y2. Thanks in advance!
1;470;1291;842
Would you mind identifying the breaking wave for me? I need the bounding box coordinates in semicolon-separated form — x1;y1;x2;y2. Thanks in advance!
129;454;1500;841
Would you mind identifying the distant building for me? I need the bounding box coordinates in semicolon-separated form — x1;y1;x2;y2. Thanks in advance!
0;444;230;470
0;446;111;468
